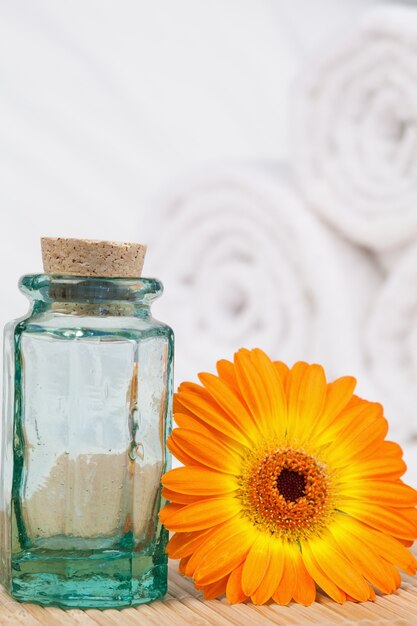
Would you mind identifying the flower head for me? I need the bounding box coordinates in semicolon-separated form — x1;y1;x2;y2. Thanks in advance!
160;348;417;605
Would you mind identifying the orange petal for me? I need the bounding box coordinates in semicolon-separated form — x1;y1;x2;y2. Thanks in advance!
167;436;196;466
166;529;212;558
162;466;238;496
295;364;327;431
198;372;257;441
179;556;190;574
170;428;242;474
184;518;242;577
338;480;417;508
272;542;296;605
216;359;240;393
338;456;407;482
339;502;417;540
292;548;316;606
174;411;244;454
200;574;229;600
392;566;401;589
177;385;252;446
381;441;405;459
193;524;255;585
233;349;281;437
330;523;397;594
325;414;388;466
319;401;382;447
226;562;247;604
301;541;347;603
241;532;270;597
274;361;290;384
336;514;417;574
162;487;202;505
313;376;356;436
285;362;308;418
251;538;285;605
286;363;327;441
249;348;287;438
174;411;213;434
307;535;372;602
160;497;240;532
159;502;182;525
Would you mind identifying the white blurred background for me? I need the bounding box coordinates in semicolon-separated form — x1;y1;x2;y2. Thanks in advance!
2;0;417;481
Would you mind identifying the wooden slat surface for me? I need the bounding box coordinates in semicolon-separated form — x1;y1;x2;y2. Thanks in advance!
1;552;417;626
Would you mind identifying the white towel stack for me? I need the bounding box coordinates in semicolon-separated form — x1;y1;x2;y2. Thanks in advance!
292;5;417;253
290;4;417;448
365;243;417;441
145;165;379;388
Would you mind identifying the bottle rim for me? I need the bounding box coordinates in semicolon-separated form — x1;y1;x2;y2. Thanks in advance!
18;274;163;305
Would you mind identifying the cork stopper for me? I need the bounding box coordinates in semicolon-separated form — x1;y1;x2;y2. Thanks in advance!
41;238;146;278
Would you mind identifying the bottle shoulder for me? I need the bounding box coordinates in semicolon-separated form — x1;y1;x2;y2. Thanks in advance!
13;311;174;343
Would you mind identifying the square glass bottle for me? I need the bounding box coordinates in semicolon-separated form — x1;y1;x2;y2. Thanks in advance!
0;239;173;608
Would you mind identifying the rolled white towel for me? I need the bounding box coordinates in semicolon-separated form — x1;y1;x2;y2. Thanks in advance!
145;165;380;388
292;5;417;252
365;242;417;443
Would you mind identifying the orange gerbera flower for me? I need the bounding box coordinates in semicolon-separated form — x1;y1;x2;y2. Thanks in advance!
159;348;417;605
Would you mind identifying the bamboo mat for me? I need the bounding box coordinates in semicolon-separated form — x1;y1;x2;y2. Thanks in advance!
1;555;417;626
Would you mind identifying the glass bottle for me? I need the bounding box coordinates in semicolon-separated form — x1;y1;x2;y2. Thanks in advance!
0;238;173;608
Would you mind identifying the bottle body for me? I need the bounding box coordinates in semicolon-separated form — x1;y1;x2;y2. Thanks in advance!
1;275;173;608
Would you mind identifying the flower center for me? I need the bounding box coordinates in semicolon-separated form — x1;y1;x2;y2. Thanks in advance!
238;446;334;541
276;468;306;502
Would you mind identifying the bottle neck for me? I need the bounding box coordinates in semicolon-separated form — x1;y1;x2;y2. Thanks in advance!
19;275;163;318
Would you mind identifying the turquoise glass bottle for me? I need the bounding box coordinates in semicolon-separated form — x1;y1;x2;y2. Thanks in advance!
0;238;173;608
